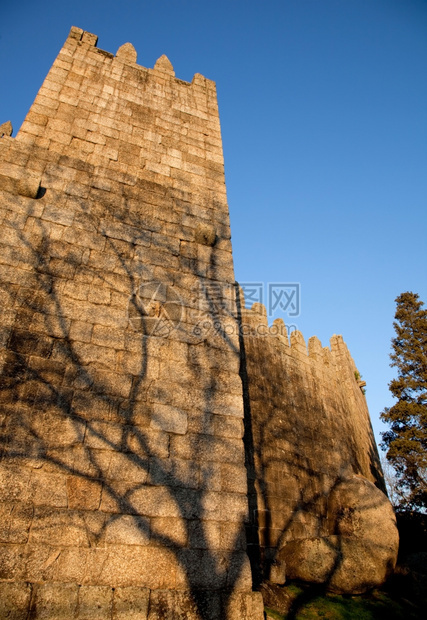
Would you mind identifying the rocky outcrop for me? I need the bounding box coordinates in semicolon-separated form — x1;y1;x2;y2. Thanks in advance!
280;476;399;593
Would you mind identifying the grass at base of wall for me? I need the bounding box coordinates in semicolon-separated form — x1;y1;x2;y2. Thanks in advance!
264;583;422;619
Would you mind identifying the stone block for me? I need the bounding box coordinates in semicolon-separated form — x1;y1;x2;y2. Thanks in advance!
81;32;99;46
104;514;150;546
113;587;149;619
150;403;188;435
188;519;221;550
202;491;248;523
31;582;79;619
0;164;41;198
220;463;248;494
146;381;200;412
0;582;32;620
67;476;102;510
92;370;132;398
226;551;253;590
89;305;129;329
170;433;244;464
100;483;184;518
225;592;265;620
0;502;33;543
92;324;124;349
220;521;247;552
69;319;93;343
63;281;90;301
147;590;222;620
107;451;149;483
88;287;111;305
97;546;180;588
85;420;124;451
68;26;84;41
36;412;85;447
127;428;170;459
78;585;112;619
0;464;31;502
30;470;68;508
62;227;105;251
24;545;85;583
214;415;245;440
177;549;227;589
148;457;199;489
29;507;89;547
150;516;188;547
0;543;28;581
186;412;242;439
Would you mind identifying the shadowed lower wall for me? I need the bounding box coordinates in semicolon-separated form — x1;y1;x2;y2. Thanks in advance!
239;301;398;593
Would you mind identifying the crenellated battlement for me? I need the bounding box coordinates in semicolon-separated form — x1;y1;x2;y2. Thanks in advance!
240;297;363;386
65;26;214;89
12;26;226;210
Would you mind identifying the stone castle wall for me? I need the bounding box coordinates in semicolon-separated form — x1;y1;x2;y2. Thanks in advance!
239;301;398;593
0;26;398;618
0;28;263;619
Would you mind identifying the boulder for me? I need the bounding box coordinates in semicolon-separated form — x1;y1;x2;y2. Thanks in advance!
279;476;399;593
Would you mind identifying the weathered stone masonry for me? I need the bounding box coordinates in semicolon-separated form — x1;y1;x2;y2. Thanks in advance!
0;27;263;619
0;27;398;618
240;303;398;593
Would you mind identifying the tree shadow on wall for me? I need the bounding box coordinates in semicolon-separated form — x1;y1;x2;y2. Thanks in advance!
235;286;398;617
0;180;252;620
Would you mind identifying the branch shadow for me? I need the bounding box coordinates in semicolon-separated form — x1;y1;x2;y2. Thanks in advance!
0;176;253;619
235;295;398;615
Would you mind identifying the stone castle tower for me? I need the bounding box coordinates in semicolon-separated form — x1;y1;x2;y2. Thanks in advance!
0;28;397;619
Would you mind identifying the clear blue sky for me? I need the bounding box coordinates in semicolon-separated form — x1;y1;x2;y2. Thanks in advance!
1;0;426;442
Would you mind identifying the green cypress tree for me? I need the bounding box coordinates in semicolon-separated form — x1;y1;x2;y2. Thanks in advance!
381;292;427;511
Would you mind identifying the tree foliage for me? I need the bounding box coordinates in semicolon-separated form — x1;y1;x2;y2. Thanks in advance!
381;292;427;511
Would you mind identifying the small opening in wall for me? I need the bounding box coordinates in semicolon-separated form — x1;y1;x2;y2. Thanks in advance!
36;186;47;199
